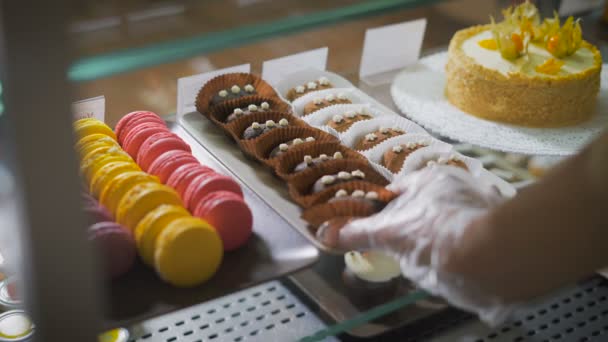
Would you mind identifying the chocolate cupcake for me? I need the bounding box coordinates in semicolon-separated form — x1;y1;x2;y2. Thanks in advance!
286;77;333;101
211;84;257;106
355;127;405;151
269;136;317;158
225;101;271;123
242;119;289;140
312;169;367;193
326;111;372;132
303;93;351;116
294;151;344;172
382;141;429;173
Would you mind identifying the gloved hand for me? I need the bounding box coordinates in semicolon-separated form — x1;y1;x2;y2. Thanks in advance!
318;165;516;325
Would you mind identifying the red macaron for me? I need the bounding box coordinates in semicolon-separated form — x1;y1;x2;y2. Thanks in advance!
183;173;243;212
115;111;166;144
166;163;215;197
193;191;252;251
88;222;136;278
147;150;199;183
136;131;192;172
121;123;169;158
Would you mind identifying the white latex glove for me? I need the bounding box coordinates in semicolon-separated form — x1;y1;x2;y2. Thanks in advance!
320;165;516;325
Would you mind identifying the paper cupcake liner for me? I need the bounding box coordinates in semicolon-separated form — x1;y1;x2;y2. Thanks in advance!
307;180;397;207
273;141;367;180
195;73;278;117
317;125;341;140
226;111;308;143
363;134;452;174
287;159;389;208
368;161;396;183
399;145;483;178
275;68;354;102
302;104;390;132
209;96;293;128
301;200;381;230
340;116;429;152
244;126;339;168
292;88;361;117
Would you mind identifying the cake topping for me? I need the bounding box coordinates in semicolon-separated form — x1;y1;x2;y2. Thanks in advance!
319;154;329;161
304;155;314;165
318;77;330;85
248;104;258;112
333;152;343;159
365;133;378;141
231;85;241;94
345;111;356;118
219;90;228;97
325;94;336;102
337;93;347;100
251;122;261;130
337;171;352;180
261;102;270;110
279;144;289;152
244;84;255;92
233;108;244;115
278;118;289;127
313;98;323;105
352;190;366;198
536;58;565;75
351;170;365;179
332;115;344;123
392;145;404;153
365;191;379;200
307;82;317;90
293;138;304;145
321;175;336;185
379;127;390;134
265;120;276;128
296;86;305;93
426;160;437;167
335;189;348;198
305;137;316;142
393;127;404;133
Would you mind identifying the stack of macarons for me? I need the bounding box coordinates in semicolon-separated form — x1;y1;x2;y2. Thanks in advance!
74;117;223;287
116;111;253;251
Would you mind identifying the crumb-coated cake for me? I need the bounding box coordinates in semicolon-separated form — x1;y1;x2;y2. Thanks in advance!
427;155;468;171
326;111;372;132
303;93;351;116
381;141;429;173
446;2;601;127
354;127;405;151
268;137;317;158
293;152;344;172
211;84;257;106
225;102;270;123
286;77;333;101
242;119;289;139
312;170;366;193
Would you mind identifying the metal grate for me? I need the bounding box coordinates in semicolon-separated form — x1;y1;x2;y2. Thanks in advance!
125;280;336;342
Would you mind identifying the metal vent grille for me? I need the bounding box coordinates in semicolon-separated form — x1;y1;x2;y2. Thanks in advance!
125;280;336;342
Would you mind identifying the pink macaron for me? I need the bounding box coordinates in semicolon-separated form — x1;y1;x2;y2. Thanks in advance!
88;222;136;278
136;132;191;172
115;111;166;144
166;163;215;197
83;203;113;224
121;123;169;158
193;191;252;251
183;173;243;212
147;150;199;183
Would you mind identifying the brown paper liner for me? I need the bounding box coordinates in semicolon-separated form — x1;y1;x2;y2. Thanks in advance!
209;96;292;127
287;159;389;208
301;200;380;230
307;180;397;207
244;126;339;168
195;73;278;117
274;141;366;181
226;111;308;143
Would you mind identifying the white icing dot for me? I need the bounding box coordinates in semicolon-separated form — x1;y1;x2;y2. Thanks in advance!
379;126;390;134
278;118;289;127
333;152;343;159
296;86;305;93
406;142;416;149
393;127;404;133
305;137;316;142
265;120;276;127
337;171;352;180
313;98;323;105
437;157;449;164
261;102;270;110
319;154;329;161
427;160;437;167
351;170;365;178
244;84;255;92
307;82;317;90
251;122;261;129
332;115;344;123
365;191;379;200
318;77;330;85
392;145;403;153
248;104;258;112
304;155;313;164
231;85;240;94
345;111;356;118
279;143;289;151
352;190;365;198
365;133;377;141
219;90;228;97
321;175;336;185
325;94;336;102
337;93;347;100
233;108;244;115
335;189;348;198
292;138;304;145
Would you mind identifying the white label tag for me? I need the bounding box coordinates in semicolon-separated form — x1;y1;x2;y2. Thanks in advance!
261;47;328;87
72;96;105;122
559;0;603;15
177;64;250;116
359;19;427;81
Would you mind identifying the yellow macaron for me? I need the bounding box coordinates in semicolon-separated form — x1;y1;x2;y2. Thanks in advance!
76;134;119;157
99;171;158;215
116;183;182;230
83;154;135;185
134;205;190;267
74;119;117;140
154;216;223;287
80;145;131;179
89;161;141;198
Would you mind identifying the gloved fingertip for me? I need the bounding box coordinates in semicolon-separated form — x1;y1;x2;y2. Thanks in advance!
338;224;373;250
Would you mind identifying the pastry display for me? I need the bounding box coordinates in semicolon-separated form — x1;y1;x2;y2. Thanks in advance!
354;127;405;151
294;152;343;172
210;84;257;105
241;119;289;139
312;170;366;193
381;141;429;173
326;111;372;132
286;77;333;101
268;137;317;158
302;93;352;116
446;2;602;127
225;102;271;123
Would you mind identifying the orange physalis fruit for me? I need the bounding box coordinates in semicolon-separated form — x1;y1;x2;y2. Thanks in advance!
536;58;564;75
478;39;498;50
511;33;524;52
547;35;560;55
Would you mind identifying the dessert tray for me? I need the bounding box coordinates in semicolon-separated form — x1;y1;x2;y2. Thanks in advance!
391;52;608;156
179;68;516;254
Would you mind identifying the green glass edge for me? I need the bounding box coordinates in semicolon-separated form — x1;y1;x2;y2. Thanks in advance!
68;0;440;82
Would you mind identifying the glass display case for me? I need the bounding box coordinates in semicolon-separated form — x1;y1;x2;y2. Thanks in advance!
2;0;608;341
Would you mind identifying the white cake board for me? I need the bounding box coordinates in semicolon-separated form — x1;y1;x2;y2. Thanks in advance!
390;52;608;156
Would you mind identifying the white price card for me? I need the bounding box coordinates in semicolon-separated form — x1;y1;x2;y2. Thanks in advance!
72;95;105;122
559;0;603;16
177;64;250;116
261;47;328;87
359;19;427;85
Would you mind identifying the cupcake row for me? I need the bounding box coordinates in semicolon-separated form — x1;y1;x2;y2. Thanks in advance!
74;118;223;288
